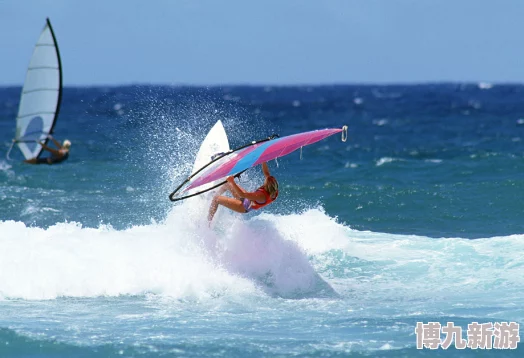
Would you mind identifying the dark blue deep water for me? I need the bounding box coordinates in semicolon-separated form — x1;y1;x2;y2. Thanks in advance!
1;84;523;357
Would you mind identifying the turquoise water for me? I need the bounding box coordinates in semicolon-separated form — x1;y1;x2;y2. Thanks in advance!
0;84;523;357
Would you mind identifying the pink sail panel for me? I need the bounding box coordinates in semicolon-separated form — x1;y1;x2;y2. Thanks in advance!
187;145;261;190
185;128;343;192
253;129;342;166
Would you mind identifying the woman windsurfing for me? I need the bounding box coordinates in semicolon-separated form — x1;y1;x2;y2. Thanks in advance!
24;135;71;165
208;162;278;223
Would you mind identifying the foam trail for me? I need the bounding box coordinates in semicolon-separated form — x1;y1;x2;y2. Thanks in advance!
0;216;256;300
0;202;336;300
2;205;524;307
0;160;12;172
168;200;338;298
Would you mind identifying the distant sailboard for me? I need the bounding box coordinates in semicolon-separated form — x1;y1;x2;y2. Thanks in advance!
7;18;63;161
169;126;347;202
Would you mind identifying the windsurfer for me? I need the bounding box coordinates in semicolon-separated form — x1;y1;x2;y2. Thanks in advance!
24;135;71;165
208;162;279;223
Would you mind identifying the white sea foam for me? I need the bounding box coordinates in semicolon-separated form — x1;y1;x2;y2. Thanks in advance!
0;199;335;300
424;159;442;163
478;82;493;90
375;157;401;166
0;160;12;171
1;203;523;306
372;118;389;126
0;159;18;183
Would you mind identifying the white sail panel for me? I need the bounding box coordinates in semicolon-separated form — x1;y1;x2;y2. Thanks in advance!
22;61;60;93
15;18;62;160
17;90;59;120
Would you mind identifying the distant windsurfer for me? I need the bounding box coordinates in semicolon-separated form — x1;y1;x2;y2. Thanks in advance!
24;135;71;165
208;162;279;223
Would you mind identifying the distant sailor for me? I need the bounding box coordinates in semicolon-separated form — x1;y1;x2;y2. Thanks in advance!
24;135;71;165
208;162;279;223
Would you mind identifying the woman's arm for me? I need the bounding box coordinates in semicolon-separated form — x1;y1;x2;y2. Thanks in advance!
38;142;60;156
261;162;271;178
226;177;265;202
49;136;62;148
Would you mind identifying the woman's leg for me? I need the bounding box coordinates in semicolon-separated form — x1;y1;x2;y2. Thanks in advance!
208;189;225;222
215;182;244;200
215;183;229;196
208;196;245;222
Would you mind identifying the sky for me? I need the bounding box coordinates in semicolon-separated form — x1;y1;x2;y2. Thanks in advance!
1;0;524;86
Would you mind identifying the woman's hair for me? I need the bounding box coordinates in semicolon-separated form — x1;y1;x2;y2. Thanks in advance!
265;176;279;199
62;140;71;149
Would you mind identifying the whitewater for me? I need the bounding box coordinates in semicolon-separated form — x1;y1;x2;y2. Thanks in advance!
1;202;523;355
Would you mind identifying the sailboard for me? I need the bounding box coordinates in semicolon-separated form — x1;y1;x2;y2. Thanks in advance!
169;126;347;202
190;120;230;195
6;18;63;161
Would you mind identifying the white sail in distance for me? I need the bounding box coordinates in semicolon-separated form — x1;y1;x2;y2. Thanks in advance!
14;18;63;160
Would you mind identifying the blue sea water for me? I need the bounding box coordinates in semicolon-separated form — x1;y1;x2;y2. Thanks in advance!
0;83;523;357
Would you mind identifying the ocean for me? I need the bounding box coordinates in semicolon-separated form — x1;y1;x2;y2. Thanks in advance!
0;84;523;357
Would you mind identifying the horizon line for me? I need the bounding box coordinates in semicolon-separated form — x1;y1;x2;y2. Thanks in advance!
0;80;519;88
